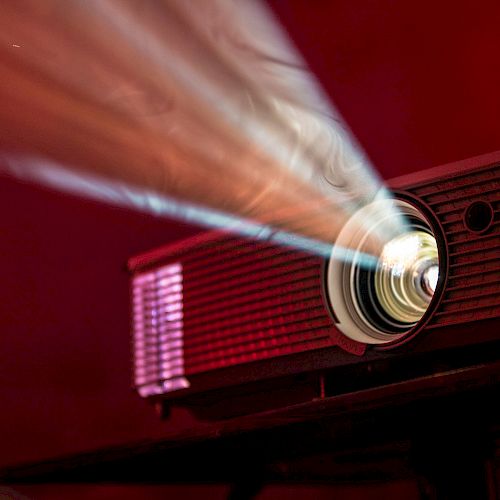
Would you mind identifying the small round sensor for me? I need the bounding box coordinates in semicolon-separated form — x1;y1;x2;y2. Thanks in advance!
464;201;494;233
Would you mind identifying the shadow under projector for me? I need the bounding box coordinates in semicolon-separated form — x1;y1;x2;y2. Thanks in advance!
128;153;500;419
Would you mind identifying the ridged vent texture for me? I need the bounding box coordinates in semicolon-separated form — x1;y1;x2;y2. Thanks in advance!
131;235;364;395
407;164;500;328
163;237;360;374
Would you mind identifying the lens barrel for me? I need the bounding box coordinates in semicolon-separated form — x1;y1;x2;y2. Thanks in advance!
326;199;442;345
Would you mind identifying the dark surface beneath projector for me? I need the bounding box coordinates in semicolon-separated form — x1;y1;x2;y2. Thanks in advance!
1;355;499;500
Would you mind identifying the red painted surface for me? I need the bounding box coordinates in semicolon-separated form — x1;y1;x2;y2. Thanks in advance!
1;0;500;491
0;178;200;467
270;0;500;178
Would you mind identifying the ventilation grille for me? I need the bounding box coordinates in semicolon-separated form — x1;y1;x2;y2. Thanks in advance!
132;263;189;397
131;235;364;396
407;163;500;328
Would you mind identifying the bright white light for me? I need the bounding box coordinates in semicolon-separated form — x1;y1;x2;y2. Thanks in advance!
422;264;439;294
0;0;407;261
380;233;421;276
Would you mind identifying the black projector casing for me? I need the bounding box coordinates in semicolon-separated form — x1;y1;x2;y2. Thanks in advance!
129;152;500;419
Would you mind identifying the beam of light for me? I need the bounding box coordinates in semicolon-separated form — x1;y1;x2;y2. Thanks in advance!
0;0;407;262
0;154;378;269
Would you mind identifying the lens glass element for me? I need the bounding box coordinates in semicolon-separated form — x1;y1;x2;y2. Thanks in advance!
376;230;438;324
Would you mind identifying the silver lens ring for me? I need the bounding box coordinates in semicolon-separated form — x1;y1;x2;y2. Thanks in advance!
325;199;441;345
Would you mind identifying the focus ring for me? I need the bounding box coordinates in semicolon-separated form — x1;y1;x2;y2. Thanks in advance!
325;199;442;345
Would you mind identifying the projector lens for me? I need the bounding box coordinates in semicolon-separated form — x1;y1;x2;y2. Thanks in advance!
326;199;442;344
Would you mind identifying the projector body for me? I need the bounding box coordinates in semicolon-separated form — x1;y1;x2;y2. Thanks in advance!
129;152;500;419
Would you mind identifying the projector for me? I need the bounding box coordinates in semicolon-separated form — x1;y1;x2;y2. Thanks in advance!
128;152;500;419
